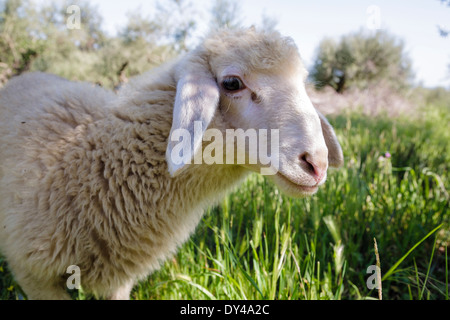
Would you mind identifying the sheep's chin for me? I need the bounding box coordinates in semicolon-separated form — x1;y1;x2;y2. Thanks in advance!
270;172;319;198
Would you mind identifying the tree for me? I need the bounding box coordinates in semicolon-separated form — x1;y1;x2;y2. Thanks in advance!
437;0;450;37
310;30;413;93
119;9;163;44
0;0;110;86
30;1;110;83
153;0;198;52
209;0;242;30
260;12;279;32
437;0;450;82
0;0;42;85
101;9;177;89
109;1;197;88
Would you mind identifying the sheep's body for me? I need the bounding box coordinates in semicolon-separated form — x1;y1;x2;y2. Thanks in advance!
0;29;343;299
0;70;247;299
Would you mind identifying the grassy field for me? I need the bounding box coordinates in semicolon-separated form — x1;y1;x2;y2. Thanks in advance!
1;104;449;300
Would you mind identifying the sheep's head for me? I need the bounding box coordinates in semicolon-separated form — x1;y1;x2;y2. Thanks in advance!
167;28;343;197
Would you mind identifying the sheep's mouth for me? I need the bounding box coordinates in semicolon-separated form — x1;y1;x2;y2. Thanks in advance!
273;172;319;196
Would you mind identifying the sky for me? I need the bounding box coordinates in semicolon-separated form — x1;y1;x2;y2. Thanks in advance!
87;0;450;88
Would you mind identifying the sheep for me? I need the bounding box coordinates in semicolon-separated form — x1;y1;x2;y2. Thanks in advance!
0;28;343;300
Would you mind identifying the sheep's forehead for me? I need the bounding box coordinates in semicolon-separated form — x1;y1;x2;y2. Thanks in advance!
205;30;306;78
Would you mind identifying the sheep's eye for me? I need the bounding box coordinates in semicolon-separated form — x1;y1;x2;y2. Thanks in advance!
222;76;244;91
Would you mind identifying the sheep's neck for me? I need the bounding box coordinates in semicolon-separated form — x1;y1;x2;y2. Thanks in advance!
81;102;249;242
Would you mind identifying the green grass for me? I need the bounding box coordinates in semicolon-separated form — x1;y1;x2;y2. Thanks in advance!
1;104;449;300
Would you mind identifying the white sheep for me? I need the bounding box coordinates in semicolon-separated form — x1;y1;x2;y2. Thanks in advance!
0;28;343;300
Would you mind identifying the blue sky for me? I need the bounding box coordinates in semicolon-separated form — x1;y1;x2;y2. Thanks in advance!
88;0;450;88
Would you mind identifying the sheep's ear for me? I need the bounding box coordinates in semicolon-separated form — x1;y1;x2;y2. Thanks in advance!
166;57;220;177
317;111;344;168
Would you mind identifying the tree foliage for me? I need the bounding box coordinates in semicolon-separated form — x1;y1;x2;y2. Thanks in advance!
310;30;414;93
209;0;242;30
0;0;197;88
0;0;41;83
437;0;450;37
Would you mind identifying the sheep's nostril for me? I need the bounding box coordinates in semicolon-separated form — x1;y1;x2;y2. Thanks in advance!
300;153;315;175
299;152;327;183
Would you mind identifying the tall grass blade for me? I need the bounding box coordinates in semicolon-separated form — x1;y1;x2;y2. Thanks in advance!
373;238;382;300
382;224;443;281
446;245;448;300
419;234;437;299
